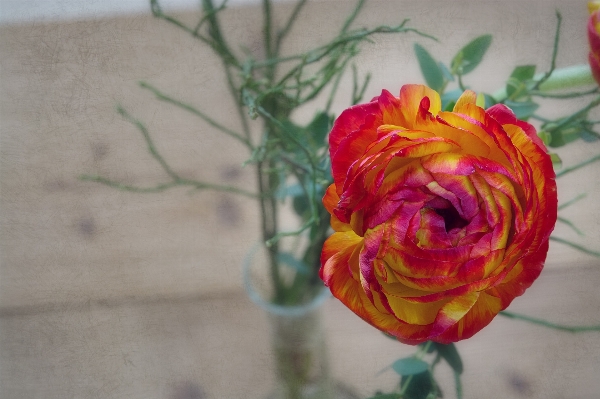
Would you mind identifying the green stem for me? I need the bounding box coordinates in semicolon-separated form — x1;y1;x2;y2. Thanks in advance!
399;342;433;397
454;371;463;399
500;311;600;332
257;157;284;303
116;105;179;181
531;11;561;91
493;64;595;101
262;0;274;64
79;174;258;198
201;0;239;67
531;87;599;99
275;0;308;54
342;0;367;33
138;81;251;147
557;216;584;236
549;236;600;258
543;95;600;139
556;153;600;178
558;193;587;210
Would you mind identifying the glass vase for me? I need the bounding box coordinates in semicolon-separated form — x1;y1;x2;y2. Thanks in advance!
244;245;360;399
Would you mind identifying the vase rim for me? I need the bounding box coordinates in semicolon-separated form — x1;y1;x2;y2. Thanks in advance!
243;242;332;317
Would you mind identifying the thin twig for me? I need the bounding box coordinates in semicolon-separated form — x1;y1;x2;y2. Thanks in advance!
252;22;434;70
500;311;600;332
138;81;251;147
79;175;258;198
546;95;600;136
555;153;600;178
558;193;587;210
532;11;561;91
151;0;213;48
341;0;366;33
201;0;240;67
531;87;599;99
324;62;347;113
557;216;584;236
193;0;229;36
275;0;308;54
549;236;600;258
265;217;315;247
116;105;179;181
79;176;181;193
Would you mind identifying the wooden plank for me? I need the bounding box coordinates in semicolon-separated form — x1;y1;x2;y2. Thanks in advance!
1;266;599;398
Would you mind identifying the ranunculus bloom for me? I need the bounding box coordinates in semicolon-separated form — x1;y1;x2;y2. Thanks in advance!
588;3;600;85
320;85;557;344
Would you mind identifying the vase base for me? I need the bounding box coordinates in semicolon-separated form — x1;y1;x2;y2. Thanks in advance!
265;381;361;399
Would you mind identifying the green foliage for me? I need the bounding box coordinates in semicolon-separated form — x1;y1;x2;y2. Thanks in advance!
483;93;497;108
433;343;463;374
414;43;444;93
441;89;463;111
451;34;492;75
391;357;429;376
367;393;402;399
550;153;562;169
506;65;536;99
504;99;539;119
372;342;464;399
580;127;600;142
400;370;441;399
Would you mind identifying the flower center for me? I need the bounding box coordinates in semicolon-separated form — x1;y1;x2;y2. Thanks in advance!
433;206;468;232
424;197;468;233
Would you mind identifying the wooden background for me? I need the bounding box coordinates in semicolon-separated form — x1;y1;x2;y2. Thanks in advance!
1;0;599;398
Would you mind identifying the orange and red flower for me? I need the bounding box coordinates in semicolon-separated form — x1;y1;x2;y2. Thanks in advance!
320;85;557;344
588;2;600;85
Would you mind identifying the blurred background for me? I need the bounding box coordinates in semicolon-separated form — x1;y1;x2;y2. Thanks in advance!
1;0;599;398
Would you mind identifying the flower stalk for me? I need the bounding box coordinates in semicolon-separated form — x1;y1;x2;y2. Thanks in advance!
493;64;596;101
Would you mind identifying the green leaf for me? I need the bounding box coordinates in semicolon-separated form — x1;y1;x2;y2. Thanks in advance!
483;93;497;108
538;130;551;146
476;92;486;108
451;34;492;75
580;128;600;142
292;195;310;217
276;183;303;199
401;370;440;399
434;343;464;374
547;127;581;148
307;111;331;148
443;101;456;112
550;153;562;169
510;65;536;81
439;62;454;82
441;89;463;111
414;43;444;92
366;394;401;399
506;65;536;99
504;100;539;120
391;357;429;376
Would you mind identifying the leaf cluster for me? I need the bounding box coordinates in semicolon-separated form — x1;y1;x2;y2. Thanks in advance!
368;341;464;399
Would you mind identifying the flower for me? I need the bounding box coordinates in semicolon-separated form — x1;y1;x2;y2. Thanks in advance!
320;85;557;344
588;2;600;85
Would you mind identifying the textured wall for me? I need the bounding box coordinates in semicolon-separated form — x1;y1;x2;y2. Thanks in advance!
1;1;599;398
